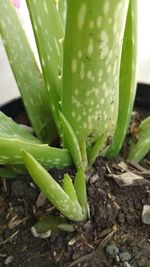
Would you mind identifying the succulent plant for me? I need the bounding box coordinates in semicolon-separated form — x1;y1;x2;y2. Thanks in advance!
0;0;138;222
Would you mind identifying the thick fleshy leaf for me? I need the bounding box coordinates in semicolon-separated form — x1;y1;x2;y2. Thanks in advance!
106;0;137;157
31;215;66;237
140;117;150;131
0;112;41;143
88;134;105;168
0;112;70;175
128;116;150;162
32;215;73;237
22;150;85;221
0;0;57;143
63;174;78;202
26;0;64;131
62;0;129;146
59;112;83;169
57;223;74;232
79;140;88;169
0;138;72;168
58;0;67;27
74;167;87;218
0;166;23;178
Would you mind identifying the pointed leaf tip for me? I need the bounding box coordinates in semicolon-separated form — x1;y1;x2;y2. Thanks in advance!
22;151;85;221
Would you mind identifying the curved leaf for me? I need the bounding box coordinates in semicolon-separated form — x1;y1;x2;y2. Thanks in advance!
107;0;137;157
0;138;72;168
26;0;64;132
23;150;85;221
63;174;78;202
0;0;57;143
59;111;83;169
74;167;87;219
0;112;41;143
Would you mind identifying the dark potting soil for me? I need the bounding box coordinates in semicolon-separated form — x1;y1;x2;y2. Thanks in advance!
0;109;150;267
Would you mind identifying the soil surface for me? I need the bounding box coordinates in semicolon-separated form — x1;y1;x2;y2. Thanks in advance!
0;109;150;267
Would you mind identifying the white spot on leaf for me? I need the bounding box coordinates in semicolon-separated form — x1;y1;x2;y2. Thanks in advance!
103;0;110;15
80;63;85;80
87;70;92;80
87;38;94;56
43;1;48;14
96;16;102;28
89;20;94;29
77;3;87;30
71;59;77;73
78;50;83;58
37;16;42;27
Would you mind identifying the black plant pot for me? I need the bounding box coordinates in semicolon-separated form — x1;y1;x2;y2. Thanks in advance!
0;97;25;119
0;83;150;117
135;83;150;109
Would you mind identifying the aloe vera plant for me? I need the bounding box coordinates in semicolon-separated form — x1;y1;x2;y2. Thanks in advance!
0;0;138;223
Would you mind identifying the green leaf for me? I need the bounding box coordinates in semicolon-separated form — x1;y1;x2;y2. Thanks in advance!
128;116;150;162
88;134;105;168
62;0;129;146
32;214;74;237
0;166;20;178
22;150;85;221
63;174;78;202
74;167;87;219
0;112;41;143
32;215;66;237
79;140;88;169
0;0;57;143
58;0;67;27
140;116;150;131
0;138;72;168
26;0;64;132
57;223;74;232
106;0;137;157
59;111;83;169
0;112;71;174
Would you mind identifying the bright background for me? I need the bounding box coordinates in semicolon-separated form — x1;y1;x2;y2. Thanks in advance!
0;0;150;105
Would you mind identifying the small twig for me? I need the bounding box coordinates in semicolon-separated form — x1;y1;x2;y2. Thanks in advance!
66;228;115;267
29;251;50;260
2;178;7;192
8;216;29;229
145;160;150;166
94;228;112;243
96;228;115;252
133;171;150;178
66;251;95;267
36;192;47;207
0;230;18;246
0;253;7;257
46;206;55;213
128;160;149;172
83;240;94;250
